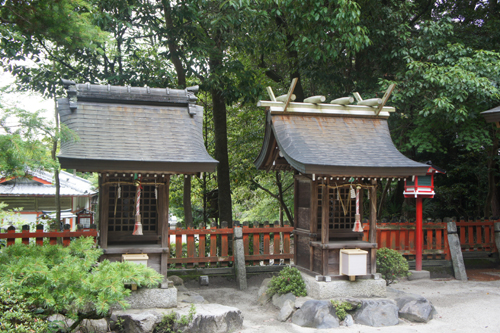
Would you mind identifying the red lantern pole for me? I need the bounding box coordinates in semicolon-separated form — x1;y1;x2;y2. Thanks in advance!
416;196;423;271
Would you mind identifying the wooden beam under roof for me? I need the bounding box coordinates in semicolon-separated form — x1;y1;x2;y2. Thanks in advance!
257;100;395;118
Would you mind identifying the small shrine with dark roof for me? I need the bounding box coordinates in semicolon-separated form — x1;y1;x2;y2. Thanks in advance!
57;80;218;276
255;80;430;280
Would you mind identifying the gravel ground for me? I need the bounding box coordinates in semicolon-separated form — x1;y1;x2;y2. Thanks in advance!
183;271;500;333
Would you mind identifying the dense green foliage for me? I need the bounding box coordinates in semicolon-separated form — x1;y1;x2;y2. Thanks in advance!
0;238;163;331
2;0;500;222
267;266;307;297
330;300;357;321
0;287;50;333
376;247;410;285
0;92;57;178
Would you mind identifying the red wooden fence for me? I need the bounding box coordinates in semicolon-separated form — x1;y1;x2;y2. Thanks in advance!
168;221;294;268
362;222;450;260
242;221;294;266
456;218;497;252
168;222;234;268
362;219;498;259
0;225;98;246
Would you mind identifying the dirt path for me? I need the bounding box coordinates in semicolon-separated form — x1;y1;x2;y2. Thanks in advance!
183;272;500;333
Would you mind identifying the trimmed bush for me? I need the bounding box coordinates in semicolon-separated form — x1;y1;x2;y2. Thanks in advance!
267;266;307;297
0;237;163;332
376;247;410;285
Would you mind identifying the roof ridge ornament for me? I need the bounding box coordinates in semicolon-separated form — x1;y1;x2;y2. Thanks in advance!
260;81;397;118
61;79;78;111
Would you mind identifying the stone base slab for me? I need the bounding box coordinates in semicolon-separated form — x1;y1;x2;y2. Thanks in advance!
113;287;177;310
302;273;386;299
408;270;430;281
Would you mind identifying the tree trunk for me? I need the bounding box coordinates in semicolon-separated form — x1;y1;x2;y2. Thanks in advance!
211;84;233;227
275;171;294;223
377;179;391;219
52;97;61;231
162;0;193;227
162;0;186;88
183;175;193;228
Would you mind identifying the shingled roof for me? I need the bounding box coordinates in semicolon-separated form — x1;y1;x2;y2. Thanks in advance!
57;81;217;173
481;105;500;124
255;101;429;178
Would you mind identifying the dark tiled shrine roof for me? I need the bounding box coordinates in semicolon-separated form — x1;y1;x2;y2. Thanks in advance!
58;82;217;173
255;113;429;177
481;105;500;123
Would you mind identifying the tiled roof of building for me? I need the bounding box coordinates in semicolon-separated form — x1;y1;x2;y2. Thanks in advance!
57;82;218;173
481;105;500;123
0;170;95;196
255;112;429;177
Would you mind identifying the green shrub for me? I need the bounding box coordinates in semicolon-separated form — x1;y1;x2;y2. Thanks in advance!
0;286;50;332
0;237;164;332
376;247;410;285
267;266;307;297
330;300;357;321
154;304;196;333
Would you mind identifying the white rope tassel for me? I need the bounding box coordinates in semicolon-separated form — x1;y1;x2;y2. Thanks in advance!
132;179;143;235
117;181;121;199
350;185;356;199
155;179;158;200
353;186;363;232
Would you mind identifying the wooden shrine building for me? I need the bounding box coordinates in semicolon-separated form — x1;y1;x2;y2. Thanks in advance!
255;82;429;279
57;80;217;276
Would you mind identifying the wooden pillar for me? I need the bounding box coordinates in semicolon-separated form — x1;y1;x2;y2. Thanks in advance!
369;179;377;244
321;179;329;275
160;175;170;277
416;196;423;271
99;175;109;249
293;177;299;268
310;180;318;272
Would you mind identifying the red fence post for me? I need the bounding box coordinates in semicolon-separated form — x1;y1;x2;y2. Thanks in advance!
263;221;270;265
198;224;206;268
176;225;183;269
283;220;291;264
6;226;16;246
62;224;71;246
36;224;44;245
252;222;260;266
210;222;217;266
187;226;195;268
273;221;281;264
21;224;30;245
242;221;250;266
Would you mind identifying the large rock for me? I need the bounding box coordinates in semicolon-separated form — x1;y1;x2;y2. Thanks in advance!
180;291;206;304
169;275;184;286
258;278;272;297
47;314;75;330
343;314;354;327
112;288;177;310
272;292;296;309
295;296;314;309
176;303;243;333
353;299;399;327
257;278;273;305
278;299;295;322
117;311;162;333
80;318;108;332
396;293;437;323
291;300;340;329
